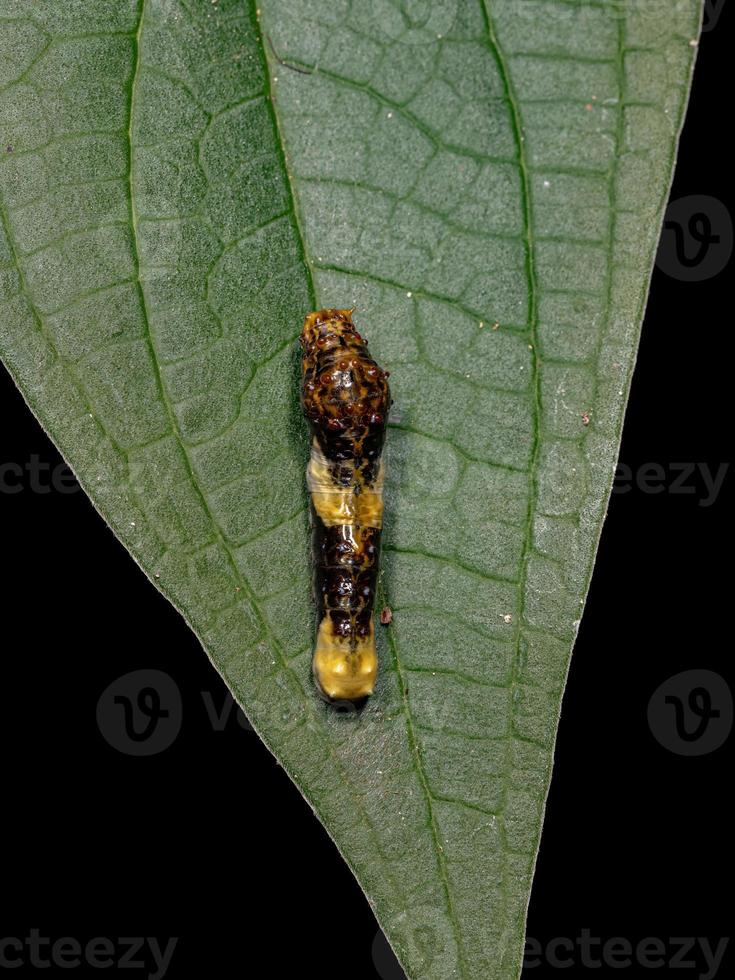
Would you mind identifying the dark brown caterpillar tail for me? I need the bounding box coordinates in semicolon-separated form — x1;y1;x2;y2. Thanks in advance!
300;309;390;701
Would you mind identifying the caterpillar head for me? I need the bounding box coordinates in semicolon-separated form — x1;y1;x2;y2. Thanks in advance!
300;308;360;357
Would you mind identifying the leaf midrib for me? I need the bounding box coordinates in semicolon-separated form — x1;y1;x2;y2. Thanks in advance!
121;0;411;915
262;0;550;972
479;3;543;968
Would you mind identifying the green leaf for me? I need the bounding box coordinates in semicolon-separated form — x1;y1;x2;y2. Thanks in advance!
0;0;701;976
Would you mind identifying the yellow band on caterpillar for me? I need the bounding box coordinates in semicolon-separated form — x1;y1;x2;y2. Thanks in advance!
312;617;377;701
307;442;384;528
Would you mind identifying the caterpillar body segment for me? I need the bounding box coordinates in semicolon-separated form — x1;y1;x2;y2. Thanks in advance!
300;309;391;702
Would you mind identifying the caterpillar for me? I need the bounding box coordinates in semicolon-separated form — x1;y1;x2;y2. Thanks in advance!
300;308;391;702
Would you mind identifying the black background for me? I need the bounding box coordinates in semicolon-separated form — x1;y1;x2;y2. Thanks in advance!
1;9;731;978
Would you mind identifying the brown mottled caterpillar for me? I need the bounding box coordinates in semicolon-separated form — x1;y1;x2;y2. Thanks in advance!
300;309;391;702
